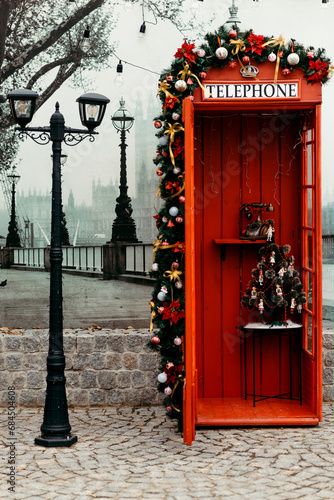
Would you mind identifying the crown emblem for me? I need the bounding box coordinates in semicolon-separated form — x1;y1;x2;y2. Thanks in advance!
240;65;260;78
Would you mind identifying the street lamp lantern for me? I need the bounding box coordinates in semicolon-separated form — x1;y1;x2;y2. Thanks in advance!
6;166;21;248
7;88;110;447
7;88;39;128
111;97;134;131
77;92;110;132
110;97;137;242
7;166;21;186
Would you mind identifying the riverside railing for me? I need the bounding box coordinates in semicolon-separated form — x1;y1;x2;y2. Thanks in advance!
10;243;154;276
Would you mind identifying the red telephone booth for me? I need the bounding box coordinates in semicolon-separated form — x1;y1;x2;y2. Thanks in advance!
183;63;323;445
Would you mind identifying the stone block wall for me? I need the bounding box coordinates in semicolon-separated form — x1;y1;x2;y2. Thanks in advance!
0;329;163;407
323;331;334;401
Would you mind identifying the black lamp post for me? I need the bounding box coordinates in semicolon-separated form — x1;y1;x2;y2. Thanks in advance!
7;88;110;447
111;97;138;242
6;166;21;248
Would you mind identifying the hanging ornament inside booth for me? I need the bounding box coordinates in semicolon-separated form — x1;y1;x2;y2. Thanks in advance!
157;372;167;383
174;336;182;346
152;262;159;271
268;52;277;62
164;386;172;395
159;135;169;146
154;120;162;129
175;80;187;92
172;112;180;121
287;52;300;66
169;206;179;217
215;47;228;60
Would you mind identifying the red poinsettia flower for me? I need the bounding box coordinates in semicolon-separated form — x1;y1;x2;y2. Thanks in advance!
165;95;179;110
172;137;184;159
174;40;198;66
166;181;181;194
306;58;329;84
164;363;183;384
162;299;185;324
153;214;160;227
172;242;185;253
245;31;264;56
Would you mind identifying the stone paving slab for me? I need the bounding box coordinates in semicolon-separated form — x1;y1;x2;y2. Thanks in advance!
1;404;334;499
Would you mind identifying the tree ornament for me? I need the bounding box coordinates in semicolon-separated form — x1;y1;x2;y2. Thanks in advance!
179;195;185;203
166;406;172;413
229;60;237;68
176;216;183;223
159;135;169;146
172;112;180;120
258;270;264;286
173;166;181;174
156;168;163;176
157;372;167;383
307;51;315;59
152;262;159;271
251;287;257;300
166;362;174;370
268;52;277;62
154;120;162;129
158;306;165;314
297;303;302;313
197;48;206;58
161;240;169;247
258;299;264;314
166;74;173;82
164;386;172;395
187;77;194;85
167;220;175;227
162;216;168;223
169;206;179;217
282;68;291;76
174;337;182;346
152;335;160;344
229;29;237;39
215;47;228;60
242;55;250;64
157;291;167;301
291;298;296;312
175;80;187;92
267;224;274;241
175;281;183;289
287;53;300;66
172;261;179;269
276;285;283;297
270;251;275;266
199;71;207;79
161;285;168;293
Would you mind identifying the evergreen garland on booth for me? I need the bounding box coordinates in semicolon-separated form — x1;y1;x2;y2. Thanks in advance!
149;25;331;428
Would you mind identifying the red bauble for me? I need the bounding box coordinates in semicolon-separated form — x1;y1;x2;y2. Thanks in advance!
176;216;183;223
199;71;207;79
172;261;179;269
242;55;250;64
179;195;185;203
154;120;162;129
307;51;315;59
161;241;169;247
282;68;291;76
166;362;174;370
189;95;194;101
156;168;163;176
166;406;172;413
166;74;173;82
162;216;168;223
157;306;165;314
151;335;160;344
229;29;237;39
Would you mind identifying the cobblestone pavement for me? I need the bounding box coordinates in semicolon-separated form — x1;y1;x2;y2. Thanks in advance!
1;405;334;500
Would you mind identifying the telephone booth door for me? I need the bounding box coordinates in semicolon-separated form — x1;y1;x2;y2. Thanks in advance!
183;67;323;445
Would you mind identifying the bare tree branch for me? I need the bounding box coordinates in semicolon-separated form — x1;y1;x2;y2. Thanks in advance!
26;55;81;89
36;63;80;112
0;0;105;83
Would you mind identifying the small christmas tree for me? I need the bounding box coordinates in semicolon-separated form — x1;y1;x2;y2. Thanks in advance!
241;241;306;324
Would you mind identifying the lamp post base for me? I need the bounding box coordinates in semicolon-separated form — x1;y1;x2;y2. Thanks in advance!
35;433;78;447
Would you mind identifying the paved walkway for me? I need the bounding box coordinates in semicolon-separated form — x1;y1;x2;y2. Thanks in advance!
0;269;151;330
1;404;334;500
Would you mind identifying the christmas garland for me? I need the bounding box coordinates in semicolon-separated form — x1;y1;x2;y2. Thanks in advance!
149;25;332;428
